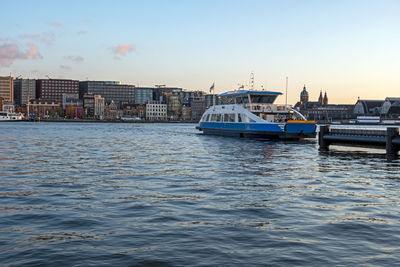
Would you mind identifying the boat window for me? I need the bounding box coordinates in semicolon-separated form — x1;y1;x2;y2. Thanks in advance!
223;114;229;122
206;114;210;121
239;114;255;123
223;114;235;122
216;114;222;121
211;114;218;121
250;95;277;104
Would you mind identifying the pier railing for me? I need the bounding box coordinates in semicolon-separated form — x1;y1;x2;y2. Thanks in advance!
319;125;400;156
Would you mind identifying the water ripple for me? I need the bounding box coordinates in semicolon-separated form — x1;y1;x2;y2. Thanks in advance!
1;122;400;266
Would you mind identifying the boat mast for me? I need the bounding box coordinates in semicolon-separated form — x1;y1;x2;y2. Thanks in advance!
250;72;254;90
285;76;288;110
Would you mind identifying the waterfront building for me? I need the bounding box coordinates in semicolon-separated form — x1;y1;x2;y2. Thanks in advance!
204;94;219;108
134;87;154;104
84;94;105;119
63;94;83;119
83;94;95;118
0;75;14;103
353;99;385;115
79;81;135;108
94;95;105;119
182;90;204;104
190;96;206;121
300;86;309;105
153;86;183;103
104;100;123;119
122;103;146;119
14;78;36;106
166;94;182;119
181;105;191;121
380;98;400;117
295;86;354;121
62;94;79;109
36;79;79;102
0;98;3;111
146;101;167;120
27;99;62;119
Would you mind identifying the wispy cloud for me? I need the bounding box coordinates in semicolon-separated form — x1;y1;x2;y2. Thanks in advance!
77;30;87;35
25;43;42;59
111;44;134;60
64;55;84;63
0;42;42;67
60;65;71;70
53;22;63;28
20;32;55;46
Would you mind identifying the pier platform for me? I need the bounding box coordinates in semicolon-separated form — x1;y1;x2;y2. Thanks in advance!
319;125;400;156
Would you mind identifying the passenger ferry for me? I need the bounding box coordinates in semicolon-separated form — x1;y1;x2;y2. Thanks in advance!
196;90;316;139
0;111;23;121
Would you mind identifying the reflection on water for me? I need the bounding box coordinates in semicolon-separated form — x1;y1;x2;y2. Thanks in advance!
1;122;400;266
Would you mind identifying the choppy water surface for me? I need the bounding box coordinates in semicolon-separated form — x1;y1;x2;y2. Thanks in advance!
1;122;400;266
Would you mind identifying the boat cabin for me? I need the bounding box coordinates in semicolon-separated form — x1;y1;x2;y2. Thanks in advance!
218;90;281;105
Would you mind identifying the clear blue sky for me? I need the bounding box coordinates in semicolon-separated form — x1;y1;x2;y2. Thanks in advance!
1;0;399;104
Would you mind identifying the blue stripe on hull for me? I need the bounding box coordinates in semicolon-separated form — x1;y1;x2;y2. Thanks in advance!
200;122;283;132
202;128;283;138
198;121;316;139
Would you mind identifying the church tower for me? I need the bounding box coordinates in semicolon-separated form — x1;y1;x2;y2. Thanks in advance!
318;91;323;106
323;91;328;105
300;85;309;105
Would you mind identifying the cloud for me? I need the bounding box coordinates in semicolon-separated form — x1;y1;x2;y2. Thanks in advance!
64;55;84;63
77;30;87;35
53;22;63;28
111;44;134;60
0;42;42;67
60;65;71;70
20;32;55;46
25;43;42;59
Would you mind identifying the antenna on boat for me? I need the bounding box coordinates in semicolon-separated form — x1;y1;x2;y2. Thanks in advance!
250;72;254;90
285;76;288;110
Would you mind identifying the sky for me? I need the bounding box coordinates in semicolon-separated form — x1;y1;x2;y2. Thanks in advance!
0;0;399;104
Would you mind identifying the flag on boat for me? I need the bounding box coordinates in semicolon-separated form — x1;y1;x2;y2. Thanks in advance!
209;82;215;93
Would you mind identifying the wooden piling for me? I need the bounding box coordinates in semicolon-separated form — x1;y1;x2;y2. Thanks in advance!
386;127;399;156
319;125;330;150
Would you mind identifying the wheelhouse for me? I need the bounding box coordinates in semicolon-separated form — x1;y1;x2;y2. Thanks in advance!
218;90;281;105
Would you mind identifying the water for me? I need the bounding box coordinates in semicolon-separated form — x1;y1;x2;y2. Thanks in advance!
1;122;400;266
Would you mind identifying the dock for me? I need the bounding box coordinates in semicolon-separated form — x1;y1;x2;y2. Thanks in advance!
319;125;400;156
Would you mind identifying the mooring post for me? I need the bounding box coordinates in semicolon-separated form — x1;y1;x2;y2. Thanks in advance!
319;125;330;150
386;127;399;157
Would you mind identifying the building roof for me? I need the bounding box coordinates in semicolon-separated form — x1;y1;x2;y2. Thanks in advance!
356;100;385;108
218;90;282;96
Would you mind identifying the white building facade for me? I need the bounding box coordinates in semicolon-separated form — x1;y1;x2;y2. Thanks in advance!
146;101;167;120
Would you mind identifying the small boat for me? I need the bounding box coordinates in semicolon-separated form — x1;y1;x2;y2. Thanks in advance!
196;90;316;139
0;111;23;121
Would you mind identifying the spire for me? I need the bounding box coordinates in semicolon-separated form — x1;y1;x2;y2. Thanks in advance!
323;91;328;105
318;90;323;105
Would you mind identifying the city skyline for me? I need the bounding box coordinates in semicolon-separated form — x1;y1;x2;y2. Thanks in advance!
1;0;399;104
